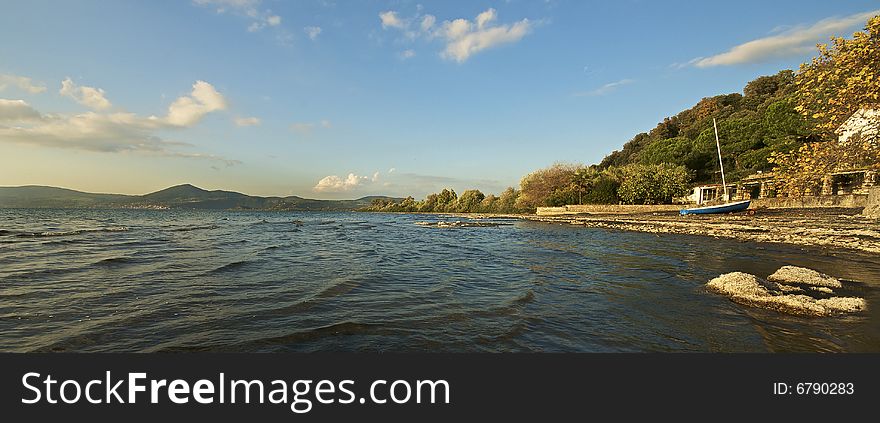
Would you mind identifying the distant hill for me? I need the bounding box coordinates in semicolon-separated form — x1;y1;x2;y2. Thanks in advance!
0;184;403;211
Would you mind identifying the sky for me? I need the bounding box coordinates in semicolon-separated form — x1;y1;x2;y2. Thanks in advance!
1;0;878;199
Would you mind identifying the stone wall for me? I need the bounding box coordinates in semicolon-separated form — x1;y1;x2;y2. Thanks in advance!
751;194;868;209
865;187;880;217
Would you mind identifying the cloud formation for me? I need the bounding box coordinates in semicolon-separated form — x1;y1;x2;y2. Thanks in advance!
573;79;634;97
690;10;878;67
234;116;261;126
59;78;112;110
0;73;47;94
304;26;322;40
379;11;406;29
0;99;43;121
438;9;532;63
378;8;534;63
0;80;236;165
313;172;380;193
162;80;228;127
193;0;282;32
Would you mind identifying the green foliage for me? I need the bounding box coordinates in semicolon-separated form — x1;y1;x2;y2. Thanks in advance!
598;70;812;185
456;189;485;212
363;187;524;214
616;163;692;205
517;163;583;208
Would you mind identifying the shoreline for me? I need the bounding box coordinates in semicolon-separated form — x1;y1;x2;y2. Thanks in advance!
515;208;880;255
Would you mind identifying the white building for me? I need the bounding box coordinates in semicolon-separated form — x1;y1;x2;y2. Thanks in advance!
837;105;879;144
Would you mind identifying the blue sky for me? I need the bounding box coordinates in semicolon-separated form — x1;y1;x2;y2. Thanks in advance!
1;0;878;198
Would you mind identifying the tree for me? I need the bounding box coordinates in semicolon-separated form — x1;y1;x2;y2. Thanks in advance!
769;134;880;196
769;14;880;196
456;189;485;212
743;70;794;98
435;188;457;212
420;193;439;212
795;15;880;137
517;163;583;208
497;187;520;213
583;173;620;204
617;163;691;205
479;194;499;213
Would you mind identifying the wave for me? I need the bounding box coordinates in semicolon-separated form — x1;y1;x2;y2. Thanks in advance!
14;227;130;238
168;225;218;232
207;259;253;274
92;256;143;267
232;321;387;351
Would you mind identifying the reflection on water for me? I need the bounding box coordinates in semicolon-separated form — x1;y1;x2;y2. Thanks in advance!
0;209;878;352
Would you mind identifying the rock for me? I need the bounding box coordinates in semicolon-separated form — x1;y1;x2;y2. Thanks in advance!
707;272;772;297
415;220;509;228
767;266;842;289
706;272;865;317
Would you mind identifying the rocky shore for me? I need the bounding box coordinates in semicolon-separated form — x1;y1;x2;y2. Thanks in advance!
521;207;880;254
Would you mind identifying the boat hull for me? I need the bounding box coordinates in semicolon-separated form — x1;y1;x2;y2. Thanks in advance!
680;200;751;215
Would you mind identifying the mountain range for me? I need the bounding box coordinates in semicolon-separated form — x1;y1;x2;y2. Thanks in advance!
0;184;402;211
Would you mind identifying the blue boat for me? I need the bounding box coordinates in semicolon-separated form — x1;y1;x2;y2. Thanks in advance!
680;199;751;215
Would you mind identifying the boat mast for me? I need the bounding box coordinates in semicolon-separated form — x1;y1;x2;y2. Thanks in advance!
713;118;728;201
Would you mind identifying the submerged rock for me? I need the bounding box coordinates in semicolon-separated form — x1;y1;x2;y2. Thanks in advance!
415;220;509;228
706;272;865;317
767;265;842;288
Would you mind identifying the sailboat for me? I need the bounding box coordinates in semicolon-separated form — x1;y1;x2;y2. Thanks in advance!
680;118;751;215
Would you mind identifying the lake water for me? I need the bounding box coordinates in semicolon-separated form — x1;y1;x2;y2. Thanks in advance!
1;209;878;352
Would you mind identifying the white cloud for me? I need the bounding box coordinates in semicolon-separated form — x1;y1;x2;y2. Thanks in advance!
475;8;497;29
399;49;416;59
162;80;227;127
0;73;47;94
379;11;406;29
0;99;43;121
304;26;322;40
234;116;261;126
59;78;112;110
573;79;634;97
420;15;436;32
0;81;237;166
439;9;532;63
313;172;375;192
690;10;879;67
291;119;331;135
194;0;283;33
379;8;534;63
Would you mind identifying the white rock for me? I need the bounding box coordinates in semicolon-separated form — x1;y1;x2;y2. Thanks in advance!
767;266;842;288
707;272;865;317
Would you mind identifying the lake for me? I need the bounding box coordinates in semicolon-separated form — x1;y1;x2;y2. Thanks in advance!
1;209;878;352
